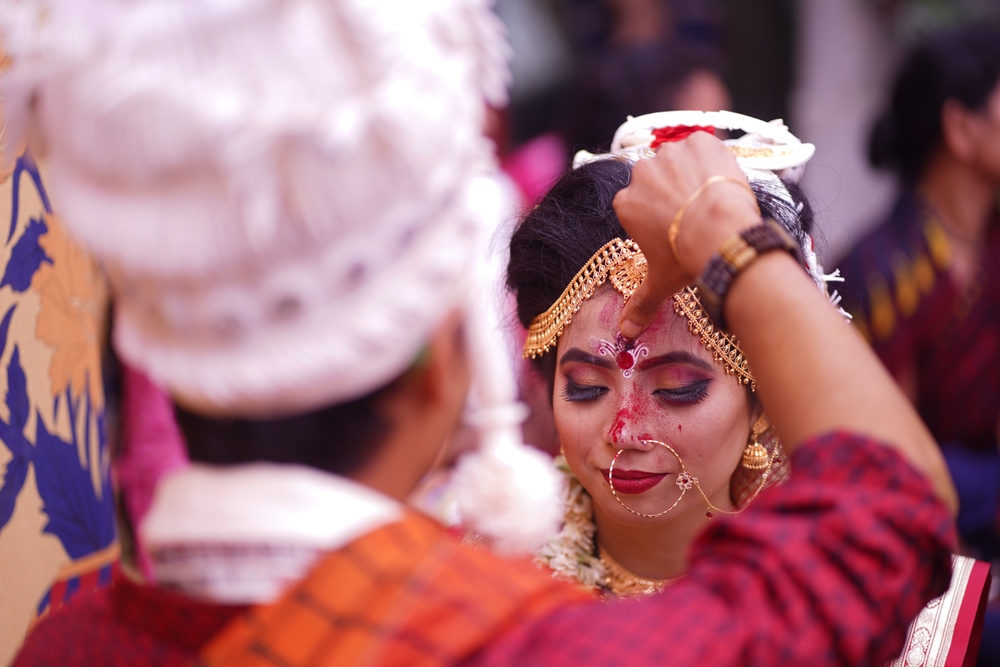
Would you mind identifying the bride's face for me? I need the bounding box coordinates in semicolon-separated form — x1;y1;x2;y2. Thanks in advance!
553;288;753;526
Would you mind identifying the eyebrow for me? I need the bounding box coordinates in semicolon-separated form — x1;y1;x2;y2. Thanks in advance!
559;348;614;368
558;347;714;373
638;351;714;372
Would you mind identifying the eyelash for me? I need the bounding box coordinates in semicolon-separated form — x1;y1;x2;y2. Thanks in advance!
654;379;710;406
561;378;608;403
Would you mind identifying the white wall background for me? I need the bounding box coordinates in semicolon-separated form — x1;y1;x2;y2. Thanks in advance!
792;0;901;264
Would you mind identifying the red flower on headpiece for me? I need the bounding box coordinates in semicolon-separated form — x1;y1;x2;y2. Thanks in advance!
649;125;716;149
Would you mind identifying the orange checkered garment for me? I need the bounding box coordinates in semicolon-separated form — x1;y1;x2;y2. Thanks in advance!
196;512;588;667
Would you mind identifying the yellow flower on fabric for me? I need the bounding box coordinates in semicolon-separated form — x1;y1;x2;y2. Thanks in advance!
30;214;106;407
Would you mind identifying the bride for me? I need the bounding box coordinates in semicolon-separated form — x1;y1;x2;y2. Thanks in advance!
507;111;990;664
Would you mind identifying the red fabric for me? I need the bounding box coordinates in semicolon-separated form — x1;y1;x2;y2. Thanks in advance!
117;363;189;526
15;432;952;667
47;579;68;611
37;560;120;620
14;574;245;667
649;125;715;149
464;433;954;667
77;569;100;593
948;560;992;667
199;513;588;667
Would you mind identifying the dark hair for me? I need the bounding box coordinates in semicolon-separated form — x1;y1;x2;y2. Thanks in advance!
564;41;728;153
174;377;399;475
506;157;814;395
869;23;1000;182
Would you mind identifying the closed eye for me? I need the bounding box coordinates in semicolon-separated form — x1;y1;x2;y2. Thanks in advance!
654;379;710;406
561;378;608;403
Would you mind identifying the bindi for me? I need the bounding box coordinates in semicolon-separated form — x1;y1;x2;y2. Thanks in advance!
597;333;649;378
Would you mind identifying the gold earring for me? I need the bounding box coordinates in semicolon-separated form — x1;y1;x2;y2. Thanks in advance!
741;415;770;470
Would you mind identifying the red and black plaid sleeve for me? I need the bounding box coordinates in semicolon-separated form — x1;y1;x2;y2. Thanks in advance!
466;431;954;667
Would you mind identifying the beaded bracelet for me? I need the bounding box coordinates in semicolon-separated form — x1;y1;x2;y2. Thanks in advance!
694;219;804;328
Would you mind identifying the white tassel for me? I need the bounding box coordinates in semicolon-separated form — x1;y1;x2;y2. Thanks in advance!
448;175;563;554
451;437;564;555
822;268;845;283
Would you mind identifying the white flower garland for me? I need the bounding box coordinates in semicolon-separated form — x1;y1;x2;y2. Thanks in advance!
535;455;606;589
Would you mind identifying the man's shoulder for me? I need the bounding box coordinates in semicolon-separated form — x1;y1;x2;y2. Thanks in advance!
200;512;589;667
306;511;584;609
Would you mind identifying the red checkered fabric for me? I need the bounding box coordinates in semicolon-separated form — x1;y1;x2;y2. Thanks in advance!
196;512;588;667
14;432;952;667
14;572;246;666
464;432;954;667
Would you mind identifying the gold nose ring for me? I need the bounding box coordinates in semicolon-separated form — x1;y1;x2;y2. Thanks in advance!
608;439;692;517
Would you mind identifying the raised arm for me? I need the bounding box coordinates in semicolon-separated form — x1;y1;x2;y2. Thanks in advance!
613;132;957;513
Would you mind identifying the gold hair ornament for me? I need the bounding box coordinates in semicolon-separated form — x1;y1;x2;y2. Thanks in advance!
524;239;756;389
672;287;755;391
523;239;646;359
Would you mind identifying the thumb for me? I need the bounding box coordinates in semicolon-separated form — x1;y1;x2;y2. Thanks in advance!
620;278;672;338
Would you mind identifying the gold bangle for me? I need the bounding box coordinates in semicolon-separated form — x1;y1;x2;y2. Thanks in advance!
668;175;757;263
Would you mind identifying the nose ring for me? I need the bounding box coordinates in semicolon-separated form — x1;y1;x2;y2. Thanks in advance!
608;439;693;517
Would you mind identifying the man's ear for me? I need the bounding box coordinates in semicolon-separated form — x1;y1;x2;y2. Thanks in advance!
403;310;470;410
941;99;978;163
348;311;471;500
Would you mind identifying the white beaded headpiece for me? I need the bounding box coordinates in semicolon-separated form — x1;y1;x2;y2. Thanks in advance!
574;111;814;198
574;110;849;317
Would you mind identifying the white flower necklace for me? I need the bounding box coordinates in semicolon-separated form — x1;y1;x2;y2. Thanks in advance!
535;455;608;590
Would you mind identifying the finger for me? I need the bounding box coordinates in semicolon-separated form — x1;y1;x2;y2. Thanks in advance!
620;278;674;338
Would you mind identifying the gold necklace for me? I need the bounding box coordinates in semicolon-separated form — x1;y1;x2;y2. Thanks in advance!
597;542;683;599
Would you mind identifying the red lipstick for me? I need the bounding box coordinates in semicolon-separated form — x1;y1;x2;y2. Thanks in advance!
602;469;668;494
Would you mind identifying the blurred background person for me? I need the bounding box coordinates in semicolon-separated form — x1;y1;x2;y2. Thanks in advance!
555;0;731;153
838;24;1000;666
493;0;740;208
495;0;1000;263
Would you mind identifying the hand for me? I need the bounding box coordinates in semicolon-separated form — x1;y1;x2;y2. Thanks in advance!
612;132;759;337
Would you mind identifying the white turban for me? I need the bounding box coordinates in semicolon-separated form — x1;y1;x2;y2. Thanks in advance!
1;0;512;417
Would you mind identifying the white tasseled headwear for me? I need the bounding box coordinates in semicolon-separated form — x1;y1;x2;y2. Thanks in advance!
1;0;564;555
0;0;513;416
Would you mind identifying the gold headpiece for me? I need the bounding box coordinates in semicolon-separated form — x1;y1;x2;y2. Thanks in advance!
523;239;646;359
673;287;755;390
523;238;755;389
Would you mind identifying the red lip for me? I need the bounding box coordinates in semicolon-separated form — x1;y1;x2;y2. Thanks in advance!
601;469;668;495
